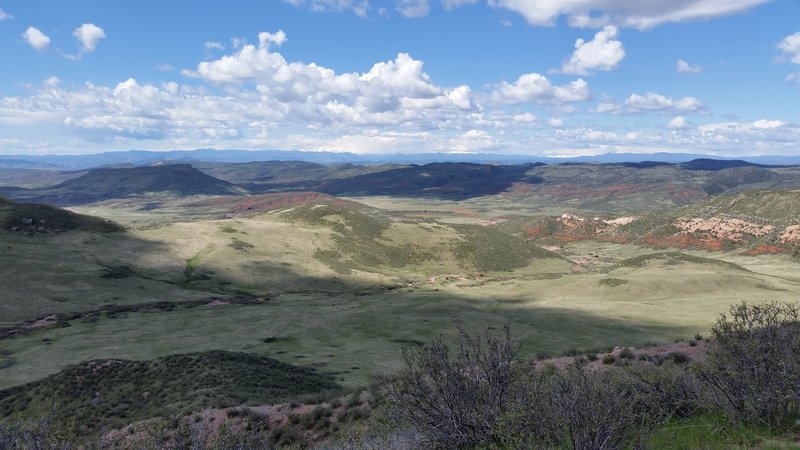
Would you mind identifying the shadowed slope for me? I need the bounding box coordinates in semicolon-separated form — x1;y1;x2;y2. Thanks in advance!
0;351;340;433
0;196;123;233
1;164;246;205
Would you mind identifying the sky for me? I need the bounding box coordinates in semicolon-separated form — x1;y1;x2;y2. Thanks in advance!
0;0;798;157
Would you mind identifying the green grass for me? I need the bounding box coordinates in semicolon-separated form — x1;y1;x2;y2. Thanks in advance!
0;230;220;327
0;200;123;233
452;224;559;272
2;189;800;441
0;350;340;434
650;413;800;449
617;252;750;271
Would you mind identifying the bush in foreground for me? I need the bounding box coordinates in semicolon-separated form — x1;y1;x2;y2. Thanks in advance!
386;327;691;449
385;326;518;449
701;301;800;428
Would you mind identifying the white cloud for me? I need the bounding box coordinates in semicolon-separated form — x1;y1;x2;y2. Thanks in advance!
182;33;480;130
205;41;225;50
22;27;50;51
5;28;797;157
697;119;799;152
492;73;591;104
43;76;61;87
488;0;771;29
628;93;704;113
786;72;800;85
676;59;702;74
155;63;176;72
562;26;625;75
73;23;106;53
668;116;689;129
284;0;370;17
258;30;288;47
778;32;800;64
396;0;430;17
512;112;536;123
442;0;478;10
0;8;12;20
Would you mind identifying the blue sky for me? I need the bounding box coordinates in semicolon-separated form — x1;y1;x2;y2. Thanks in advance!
0;0;798;156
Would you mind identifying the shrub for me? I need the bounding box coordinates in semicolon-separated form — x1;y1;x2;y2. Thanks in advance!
602;354;617;365
700;301;800;428
386;325;518;449
669;352;690;364
548;366;671;449
625;361;705;419
0;410;78;450
620;347;635;359
499;364;672;449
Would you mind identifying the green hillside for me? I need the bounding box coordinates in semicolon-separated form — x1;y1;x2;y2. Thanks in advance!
2;164;246;205
0;350;339;433
0;197;123;233
508;190;800;254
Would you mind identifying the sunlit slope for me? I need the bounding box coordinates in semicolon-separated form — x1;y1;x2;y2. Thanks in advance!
2;246;796;390
507;190;800;255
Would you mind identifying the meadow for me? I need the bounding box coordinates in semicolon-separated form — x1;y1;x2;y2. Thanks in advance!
2;164;800;447
2;197;798;391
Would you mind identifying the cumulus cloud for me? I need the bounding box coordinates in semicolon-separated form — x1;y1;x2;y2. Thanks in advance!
258;30;287;47
22;27;50;51
492;73;591;104
488;0;771;29
4;33;496;150
396;0;430;17
599;92;707;115
696;119;799;152
0;30;594;154
676;59;702;74
625;92;705;113
0;8;12;20
668;116;689;129
778;32;800;64
7;28;796;157
74;23;106;53
786;72;800;85
562;26;625;75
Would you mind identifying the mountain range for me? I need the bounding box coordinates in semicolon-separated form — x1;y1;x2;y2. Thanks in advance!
2;149;800;170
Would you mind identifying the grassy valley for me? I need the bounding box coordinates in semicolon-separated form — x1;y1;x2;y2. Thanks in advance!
1;159;800;447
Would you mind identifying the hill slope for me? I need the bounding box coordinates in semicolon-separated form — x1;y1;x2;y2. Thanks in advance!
1;164;246;205
0;196;123;233
315;162;544;199
512;190;800;254
0;350;339;433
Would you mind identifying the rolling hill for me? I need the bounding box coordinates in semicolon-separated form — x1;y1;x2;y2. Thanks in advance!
4;160;800;210
0;196;123;234
195;160;404;191
512;189;800;255
0;164;246;205
0;350;339;434
314;162;545;199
